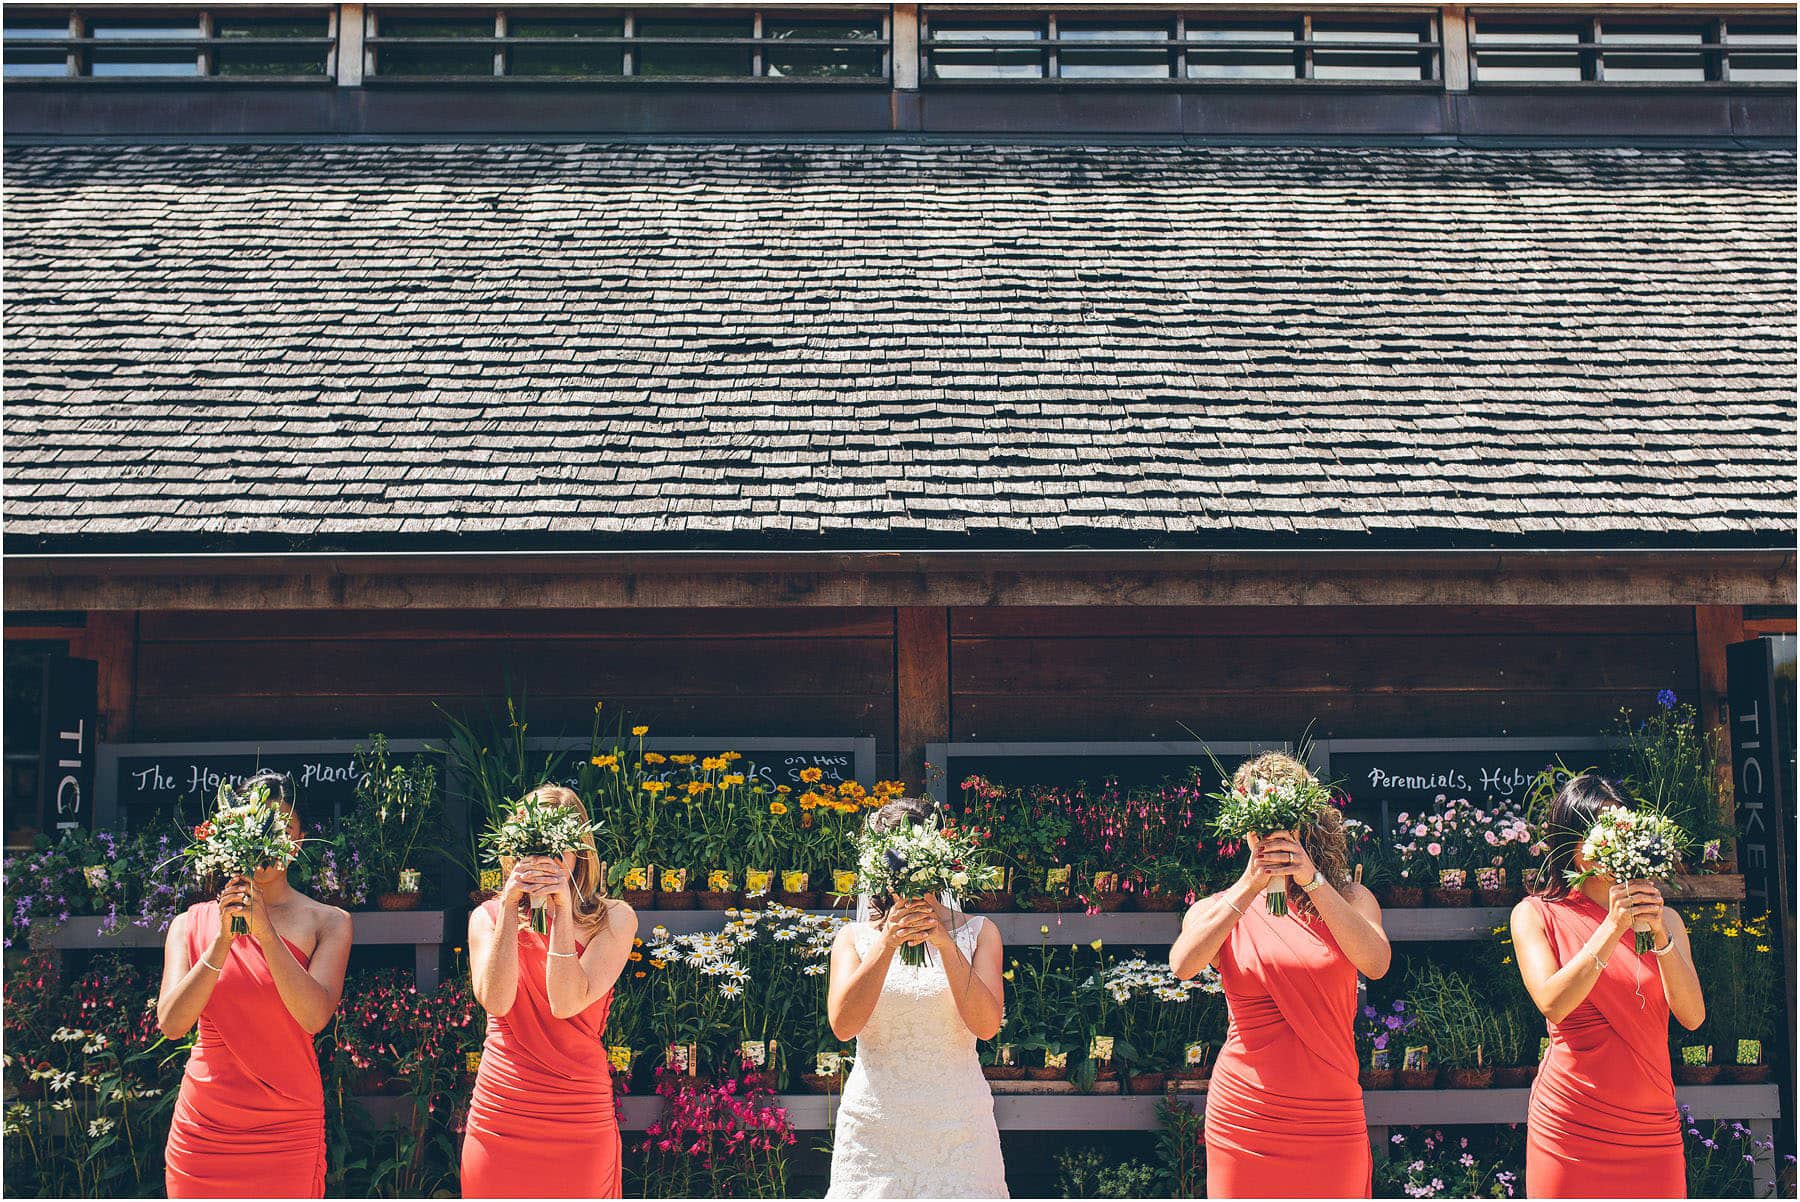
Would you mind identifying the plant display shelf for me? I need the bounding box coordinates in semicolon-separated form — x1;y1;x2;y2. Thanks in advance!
351;1084;1781;1192
38;911;446;991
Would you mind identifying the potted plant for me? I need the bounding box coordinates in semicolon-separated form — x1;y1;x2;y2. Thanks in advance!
1130;857;1191;912
1086;870;1128;913
1673;1044;1721;1085
963;865;1014;913
1685;903;1776;1084
799;1049;847;1094
1398;1045;1437;1090
346;734;442;910
982;1041;1027;1082
698;868;739;911
1356;998;1417;1090
1409;960;1495;1087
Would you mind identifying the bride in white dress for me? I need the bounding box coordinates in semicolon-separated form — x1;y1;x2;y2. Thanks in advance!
824;798;1010;1199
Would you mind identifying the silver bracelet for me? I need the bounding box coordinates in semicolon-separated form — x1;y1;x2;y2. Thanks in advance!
1648;933;1677;957
1223;897;1246;918
546;948;578;959
200;955;226;973
1592;951;1610;974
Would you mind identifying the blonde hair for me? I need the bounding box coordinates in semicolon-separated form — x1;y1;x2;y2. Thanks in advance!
506;785;609;935
1231;752;1351;918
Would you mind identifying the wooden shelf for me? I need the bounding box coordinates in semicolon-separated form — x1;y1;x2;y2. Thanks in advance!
640;907;1509;943
42;910;446;990
353;1082;1779;1131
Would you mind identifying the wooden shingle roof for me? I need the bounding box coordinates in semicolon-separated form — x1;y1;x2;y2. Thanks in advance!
4;141;1794;551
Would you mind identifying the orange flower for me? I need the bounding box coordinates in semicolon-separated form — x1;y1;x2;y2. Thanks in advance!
800;767;824;784
769;802;789;816
643;752;668;765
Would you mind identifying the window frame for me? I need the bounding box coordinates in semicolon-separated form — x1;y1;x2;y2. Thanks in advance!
1468;10;1796;87
3;6;338;82
918;7;1445;86
362;6;892;83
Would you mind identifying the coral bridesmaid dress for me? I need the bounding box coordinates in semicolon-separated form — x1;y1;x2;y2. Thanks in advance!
461;898;621;1199
1525;894;1685;1198
164;901;327;1198
1204;902;1371;1199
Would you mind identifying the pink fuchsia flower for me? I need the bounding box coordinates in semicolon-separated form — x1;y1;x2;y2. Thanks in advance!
1427;843;1442;857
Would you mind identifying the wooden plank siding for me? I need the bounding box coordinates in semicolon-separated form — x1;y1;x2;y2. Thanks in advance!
131;608;900;776
115;604;1708;784
949;606;1700;742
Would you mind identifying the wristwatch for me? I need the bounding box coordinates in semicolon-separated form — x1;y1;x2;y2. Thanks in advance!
1298;872;1324;893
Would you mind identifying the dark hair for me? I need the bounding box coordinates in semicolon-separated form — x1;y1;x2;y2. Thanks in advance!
237;770;295;811
866;795;937;835
1534;773;1633;898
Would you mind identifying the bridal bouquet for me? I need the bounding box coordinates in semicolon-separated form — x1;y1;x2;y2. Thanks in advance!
1564;805;1686;953
483;793;604;934
1212;777;1334;915
856;815;985;967
179;779;302;934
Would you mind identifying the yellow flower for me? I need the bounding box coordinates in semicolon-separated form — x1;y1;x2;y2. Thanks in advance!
769;802;789;816
1040;925;1051;936
643;752;668;765
591;753;620;771
1756;944;1771;952
839;781;867;801
701;756;727;772
650;959;667;970
686;781;707;797
799;792;821;811
776;785;792;794
643;781;669;795
1002;969;1015;982
800;767;824;784
723;751;742;762
720;773;746;788
631;725;649;737
671;754;697;766
1090;939;1104;951
628;951;642;962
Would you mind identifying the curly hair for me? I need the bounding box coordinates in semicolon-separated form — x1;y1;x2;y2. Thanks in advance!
1231;752;1351;918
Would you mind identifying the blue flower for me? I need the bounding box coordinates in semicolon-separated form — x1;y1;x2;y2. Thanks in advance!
1657;689;1678;710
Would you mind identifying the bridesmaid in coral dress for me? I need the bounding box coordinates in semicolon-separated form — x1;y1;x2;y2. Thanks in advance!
1511;774;1705;1198
1170;753;1391;1199
157;772;353;1198
462;786;638;1199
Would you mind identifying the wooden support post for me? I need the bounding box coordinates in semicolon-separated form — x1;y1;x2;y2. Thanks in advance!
895;607;949;793
892;4;920;90
1441;5;1471;90
74;611;137;743
1696;605;1746;855
336;4;364;86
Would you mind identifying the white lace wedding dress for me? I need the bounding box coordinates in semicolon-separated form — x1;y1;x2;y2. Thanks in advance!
825;915;1009;1199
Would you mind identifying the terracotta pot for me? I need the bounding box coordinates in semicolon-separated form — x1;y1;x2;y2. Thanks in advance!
1477;887;1523;907
983;1065;1027;1081
695;890;739;911
1032;895;1079;914
1492;1065;1537;1088
1385;886;1425;908
1127;1072;1168;1094
798;1072;842;1094
1398;1068;1439;1089
1718;1064;1770;1084
1171;1071;1209;1092
1444;1067;1494;1089
376;892;420;912
1095;1065;1119;1081
1024;1065;1067;1081
621;889;655;910
1088;892;1128;913
1133;890;1185;912
777;891;818;910
1673;1064;1722;1085
466;889;496;906
824;892;857;911
1428;887;1474;908
658;891;696;911
963;891;1014;913
1359;1069;1396;1091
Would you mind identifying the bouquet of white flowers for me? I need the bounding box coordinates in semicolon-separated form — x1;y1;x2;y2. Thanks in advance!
179;779;302;934
1212;776;1334;915
1564;804;1686;953
855;815;986;967
483;792;604;934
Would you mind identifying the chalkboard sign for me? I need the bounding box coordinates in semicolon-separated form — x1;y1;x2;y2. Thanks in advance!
926;742;1281;806
1318;738;1617;831
96;739;442;829
533;737;876;794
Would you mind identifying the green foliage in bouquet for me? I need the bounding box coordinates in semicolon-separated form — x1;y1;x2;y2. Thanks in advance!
176;779;302;934
855;814;988;966
481;789;603;933
1210;774;1333;914
1563;803;1687;953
